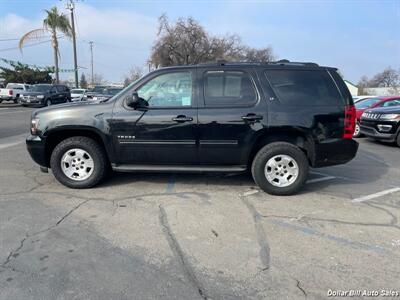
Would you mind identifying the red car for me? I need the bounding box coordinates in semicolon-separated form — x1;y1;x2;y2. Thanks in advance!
354;96;400;137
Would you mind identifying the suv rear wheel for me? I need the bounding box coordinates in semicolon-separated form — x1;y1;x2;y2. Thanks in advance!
251;142;309;195
50;136;107;188
396;133;400;148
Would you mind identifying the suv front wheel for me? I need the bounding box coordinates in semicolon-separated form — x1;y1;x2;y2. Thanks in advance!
50;136;107;188
251;142;309;195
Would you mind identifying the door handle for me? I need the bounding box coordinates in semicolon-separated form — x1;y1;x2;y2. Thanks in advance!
241;114;263;121
172;115;193;123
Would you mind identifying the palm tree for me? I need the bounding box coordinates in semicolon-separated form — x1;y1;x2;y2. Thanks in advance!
19;7;72;83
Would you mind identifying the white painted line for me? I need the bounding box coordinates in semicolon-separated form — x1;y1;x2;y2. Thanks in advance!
243;190;259;196
0;140;23;150
0;133;27;150
306;176;336;184
352;187;400;203
0;110;30;116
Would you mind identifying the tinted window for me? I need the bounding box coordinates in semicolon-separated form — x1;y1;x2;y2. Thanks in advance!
265;70;343;106
381;99;400;107
204;71;256;107
137;72;192;107
355;98;381;109
31;85;52;92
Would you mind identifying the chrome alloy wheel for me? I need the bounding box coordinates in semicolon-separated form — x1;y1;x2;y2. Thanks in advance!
60;148;94;181
264;154;299;187
354;123;360;137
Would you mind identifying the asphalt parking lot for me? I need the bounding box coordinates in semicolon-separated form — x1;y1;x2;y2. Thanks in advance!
0;105;399;299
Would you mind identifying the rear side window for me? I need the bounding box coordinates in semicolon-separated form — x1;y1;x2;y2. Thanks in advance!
204;71;257;107
264;70;343;106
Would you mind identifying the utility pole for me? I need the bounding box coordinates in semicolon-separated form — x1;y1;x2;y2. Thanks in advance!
89;41;94;86
66;0;79;88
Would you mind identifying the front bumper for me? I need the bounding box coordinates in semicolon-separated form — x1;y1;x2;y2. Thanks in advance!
360;125;397;142
312;139;359;167
26;135;48;167
20;98;43;106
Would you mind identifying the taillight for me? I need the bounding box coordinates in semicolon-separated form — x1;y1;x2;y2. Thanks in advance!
343;105;356;139
9;90;13;96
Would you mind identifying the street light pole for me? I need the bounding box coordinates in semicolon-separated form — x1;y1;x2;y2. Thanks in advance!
89;41;94;86
66;0;79;88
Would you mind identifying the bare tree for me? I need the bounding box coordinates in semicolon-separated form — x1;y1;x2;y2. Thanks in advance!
149;14;276;68
123;66;144;87
92;73;106;86
369;67;399;87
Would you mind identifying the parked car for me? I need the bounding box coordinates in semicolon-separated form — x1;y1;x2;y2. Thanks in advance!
0;83;31;103
353;96;400;137
83;85;109;101
26;61;358;195
70;88;86;102
84;87;123;102
360;105;400;147
20;84;71;107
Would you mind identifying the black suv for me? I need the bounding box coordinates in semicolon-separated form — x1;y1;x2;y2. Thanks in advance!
360;105;400;147
26;61;358;195
21;84;71;107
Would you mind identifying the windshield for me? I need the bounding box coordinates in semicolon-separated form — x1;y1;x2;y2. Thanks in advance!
30;85;52;92
355;98;381;109
71;89;84;94
92;86;107;93
103;88;123;96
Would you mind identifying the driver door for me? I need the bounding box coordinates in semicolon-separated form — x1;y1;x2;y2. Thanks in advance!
111;70;198;165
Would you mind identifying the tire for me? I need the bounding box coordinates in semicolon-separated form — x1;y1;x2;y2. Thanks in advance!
46;99;52;106
50;136;108;188
396;133;400;148
251;142;309;196
353;122;362;138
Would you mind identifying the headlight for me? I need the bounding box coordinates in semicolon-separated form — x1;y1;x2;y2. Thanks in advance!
37;95;44;99
31;118;39;135
380;114;400;120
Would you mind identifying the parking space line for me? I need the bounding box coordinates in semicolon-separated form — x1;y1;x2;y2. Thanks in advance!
0;110;30;116
0;140;23;150
352;187;400;203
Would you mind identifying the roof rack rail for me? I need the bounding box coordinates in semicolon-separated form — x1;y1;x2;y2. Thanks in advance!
270;59;319;67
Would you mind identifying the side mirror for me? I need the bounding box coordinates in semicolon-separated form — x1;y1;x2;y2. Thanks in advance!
126;92;147;109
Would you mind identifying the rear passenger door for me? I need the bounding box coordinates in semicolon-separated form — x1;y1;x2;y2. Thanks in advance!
197;68;267;166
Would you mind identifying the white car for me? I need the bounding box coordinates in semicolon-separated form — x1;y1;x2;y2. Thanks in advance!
70;88;86;101
0;83;31;103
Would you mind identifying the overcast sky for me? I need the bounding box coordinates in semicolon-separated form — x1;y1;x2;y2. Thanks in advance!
0;0;399;84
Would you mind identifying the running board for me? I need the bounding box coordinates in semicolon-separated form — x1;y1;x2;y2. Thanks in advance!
112;164;247;173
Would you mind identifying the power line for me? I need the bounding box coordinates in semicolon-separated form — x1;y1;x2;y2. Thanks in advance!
0;39;53;52
0;35;65;52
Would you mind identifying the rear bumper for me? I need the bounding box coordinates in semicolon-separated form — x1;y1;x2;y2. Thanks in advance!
360;125;398;142
26;135;48;167
0;96;15;101
312;139;359;167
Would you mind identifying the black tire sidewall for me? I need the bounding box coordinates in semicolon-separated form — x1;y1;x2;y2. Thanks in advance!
50;137;106;188
252;142;309;195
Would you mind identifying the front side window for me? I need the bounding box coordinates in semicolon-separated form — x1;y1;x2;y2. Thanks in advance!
137;72;192;107
265;70;343;106
204;71;257;107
